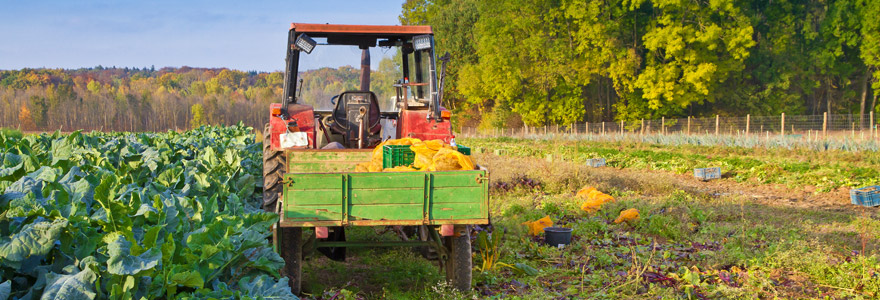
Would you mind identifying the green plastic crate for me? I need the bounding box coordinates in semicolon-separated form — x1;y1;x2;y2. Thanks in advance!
382;145;415;168
383;144;472;169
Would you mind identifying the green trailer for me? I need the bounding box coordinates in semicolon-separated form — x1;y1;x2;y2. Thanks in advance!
268;149;489;294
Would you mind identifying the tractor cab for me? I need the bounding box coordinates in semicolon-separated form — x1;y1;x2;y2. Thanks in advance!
267;23;453;151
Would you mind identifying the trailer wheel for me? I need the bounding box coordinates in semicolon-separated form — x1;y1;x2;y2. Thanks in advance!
275;226;302;295
262;123;286;212
444;225;472;292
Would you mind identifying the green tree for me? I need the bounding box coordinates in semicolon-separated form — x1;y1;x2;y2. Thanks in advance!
190;103;205;129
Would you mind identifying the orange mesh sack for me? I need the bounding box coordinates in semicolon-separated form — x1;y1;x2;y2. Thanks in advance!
432;148;476;171
586;190;604;201
576;186;597;199
521;216;554;236
595;193;615;204
580;198;604;213
614;208;640;224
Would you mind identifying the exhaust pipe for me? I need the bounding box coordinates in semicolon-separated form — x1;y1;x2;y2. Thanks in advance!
360;48;370;91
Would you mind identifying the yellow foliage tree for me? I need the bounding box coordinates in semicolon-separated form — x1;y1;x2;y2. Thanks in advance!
190;103;206;129
18;104;35;130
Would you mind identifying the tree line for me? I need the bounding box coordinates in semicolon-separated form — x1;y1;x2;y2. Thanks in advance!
0;65;398;132
400;0;880;128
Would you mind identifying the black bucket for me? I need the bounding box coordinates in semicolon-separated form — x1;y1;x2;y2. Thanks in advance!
544;227;573;248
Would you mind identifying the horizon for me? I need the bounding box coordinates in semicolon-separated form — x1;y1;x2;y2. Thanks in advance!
0;0;404;72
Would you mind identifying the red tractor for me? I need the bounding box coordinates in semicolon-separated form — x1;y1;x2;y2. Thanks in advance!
262;23;488;294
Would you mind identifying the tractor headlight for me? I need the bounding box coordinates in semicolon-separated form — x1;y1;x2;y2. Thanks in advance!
413;35;432;51
295;33;317;54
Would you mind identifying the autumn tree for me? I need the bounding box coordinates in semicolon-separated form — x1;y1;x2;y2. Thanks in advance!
18;104;35;130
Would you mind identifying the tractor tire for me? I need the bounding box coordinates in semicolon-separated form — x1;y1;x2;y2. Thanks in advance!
262;123;286;212
444;225;472;292
264;123;302;294
275;226;303;295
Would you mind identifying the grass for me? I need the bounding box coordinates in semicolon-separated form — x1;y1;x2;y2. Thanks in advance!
474;154;880;299
462;137;880;192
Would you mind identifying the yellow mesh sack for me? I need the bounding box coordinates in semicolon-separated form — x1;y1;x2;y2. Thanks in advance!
384;137;421;146
432;148;476;171
363;141;386;171
614;208;640;224
383;165;417;172
411;140;451;170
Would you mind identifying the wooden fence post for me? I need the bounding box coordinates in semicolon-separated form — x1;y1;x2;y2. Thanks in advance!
823;112;828;137
586;122;589;134
780;113;785;136
715;115;719;136
602;122;606;135
620;120;624;134
641;119;645;135
871;111;875;138
746;114;750;136
661;117;666;135
687;116;691;135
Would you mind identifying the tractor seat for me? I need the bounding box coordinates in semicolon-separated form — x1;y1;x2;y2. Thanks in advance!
329;91;381;136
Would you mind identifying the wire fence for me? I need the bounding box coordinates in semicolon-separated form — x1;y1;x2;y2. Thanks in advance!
460;113;880;143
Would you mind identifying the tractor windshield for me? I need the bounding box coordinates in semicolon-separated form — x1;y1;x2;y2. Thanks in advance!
296;40;403;113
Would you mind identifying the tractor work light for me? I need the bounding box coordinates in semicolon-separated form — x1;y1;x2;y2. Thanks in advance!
413;35;432;51
295;33;317;54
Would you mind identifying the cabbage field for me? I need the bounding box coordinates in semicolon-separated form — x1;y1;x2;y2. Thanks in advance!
0;125;297;299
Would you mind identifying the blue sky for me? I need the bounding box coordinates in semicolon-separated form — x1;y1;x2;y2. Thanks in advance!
0;0;405;72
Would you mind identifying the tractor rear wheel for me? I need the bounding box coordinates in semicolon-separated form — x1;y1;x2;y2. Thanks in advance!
275;226;302;295
262;123;286;212
444;225;472;291
263;123;302;294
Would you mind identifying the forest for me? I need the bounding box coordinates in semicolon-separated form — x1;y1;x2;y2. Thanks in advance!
0;65;394;132
1;0;878;131
401;0;880;128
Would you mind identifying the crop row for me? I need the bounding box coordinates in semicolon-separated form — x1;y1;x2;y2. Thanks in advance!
0;125;297;299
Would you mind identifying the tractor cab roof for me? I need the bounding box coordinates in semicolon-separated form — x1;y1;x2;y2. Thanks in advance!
290;23;433;48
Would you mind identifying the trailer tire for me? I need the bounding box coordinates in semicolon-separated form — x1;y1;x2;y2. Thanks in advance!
276;226;302;295
263;123;286;212
444;225;472;292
